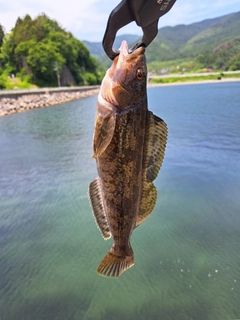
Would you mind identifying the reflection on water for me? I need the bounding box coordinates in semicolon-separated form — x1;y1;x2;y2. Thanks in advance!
0;82;240;320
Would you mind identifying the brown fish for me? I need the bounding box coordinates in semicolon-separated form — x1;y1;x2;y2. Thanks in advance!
89;40;167;278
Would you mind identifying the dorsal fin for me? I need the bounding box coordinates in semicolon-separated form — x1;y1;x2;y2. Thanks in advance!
89;178;111;240
145;112;168;181
136;111;167;228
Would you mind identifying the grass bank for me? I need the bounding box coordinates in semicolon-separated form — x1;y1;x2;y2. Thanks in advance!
150;72;240;84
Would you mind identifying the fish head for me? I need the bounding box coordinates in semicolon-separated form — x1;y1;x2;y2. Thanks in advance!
100;40;147;109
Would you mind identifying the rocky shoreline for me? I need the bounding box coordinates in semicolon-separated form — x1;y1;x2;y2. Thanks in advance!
0;87;100;117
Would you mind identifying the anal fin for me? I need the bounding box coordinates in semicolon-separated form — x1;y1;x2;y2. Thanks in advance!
136;181;157;228
145;112;168;182
89;177;111;240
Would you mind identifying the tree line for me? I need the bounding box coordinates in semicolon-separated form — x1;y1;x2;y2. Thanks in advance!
0;14;104;89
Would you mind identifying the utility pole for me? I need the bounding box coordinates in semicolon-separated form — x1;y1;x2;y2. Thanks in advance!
54;61;61;87
82;66;86;85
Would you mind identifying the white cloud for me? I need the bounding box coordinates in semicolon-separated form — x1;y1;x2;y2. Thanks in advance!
0;0;239;41
158;0;240;27
0;0;107;40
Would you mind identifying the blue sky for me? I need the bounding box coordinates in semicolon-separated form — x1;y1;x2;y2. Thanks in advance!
0;0;239;42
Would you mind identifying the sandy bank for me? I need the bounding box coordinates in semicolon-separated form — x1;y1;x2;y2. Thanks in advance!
0;86;99;117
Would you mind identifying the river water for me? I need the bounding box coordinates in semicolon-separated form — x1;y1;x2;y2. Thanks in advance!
0;82;240;320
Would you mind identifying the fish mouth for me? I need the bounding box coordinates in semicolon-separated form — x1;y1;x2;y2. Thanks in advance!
118;40;145;59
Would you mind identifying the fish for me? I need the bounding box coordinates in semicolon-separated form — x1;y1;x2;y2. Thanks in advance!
89;40;167;278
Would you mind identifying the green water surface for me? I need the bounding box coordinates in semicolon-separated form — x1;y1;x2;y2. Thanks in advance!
0;82;240;320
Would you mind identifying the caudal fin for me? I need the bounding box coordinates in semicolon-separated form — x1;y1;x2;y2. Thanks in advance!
97;251;134;278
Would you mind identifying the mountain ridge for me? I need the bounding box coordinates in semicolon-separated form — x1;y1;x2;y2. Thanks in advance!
83;11;240;72
83;34;140;58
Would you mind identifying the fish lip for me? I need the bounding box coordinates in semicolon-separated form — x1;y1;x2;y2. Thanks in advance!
119;40;129;56
119;40;145;59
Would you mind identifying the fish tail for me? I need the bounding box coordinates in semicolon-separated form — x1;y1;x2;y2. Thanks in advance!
97;247;134;278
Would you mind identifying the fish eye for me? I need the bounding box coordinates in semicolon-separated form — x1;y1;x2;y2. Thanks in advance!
136;68;144;80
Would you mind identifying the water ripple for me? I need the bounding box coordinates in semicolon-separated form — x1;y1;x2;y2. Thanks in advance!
1;84;240;319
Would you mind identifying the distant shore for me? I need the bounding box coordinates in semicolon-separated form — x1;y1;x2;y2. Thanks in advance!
148;77;240;87
1;78;240;118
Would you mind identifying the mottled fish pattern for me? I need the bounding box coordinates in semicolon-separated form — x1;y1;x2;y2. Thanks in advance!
89;41;167;278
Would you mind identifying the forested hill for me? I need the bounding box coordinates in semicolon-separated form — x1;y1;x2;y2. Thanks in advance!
85;11;240;73
0;14;102;89
1;11;240;89
147;11;240;60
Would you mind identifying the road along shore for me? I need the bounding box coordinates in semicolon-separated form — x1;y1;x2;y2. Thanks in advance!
0;86;100;117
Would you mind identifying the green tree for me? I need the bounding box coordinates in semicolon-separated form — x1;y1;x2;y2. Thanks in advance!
0;24;4;47
227;54;240;71
1;13;101;87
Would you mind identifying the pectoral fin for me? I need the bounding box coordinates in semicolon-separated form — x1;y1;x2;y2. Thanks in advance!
92;114;116;158
145;112;168;181
136;181;157;228
89;177;111;240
